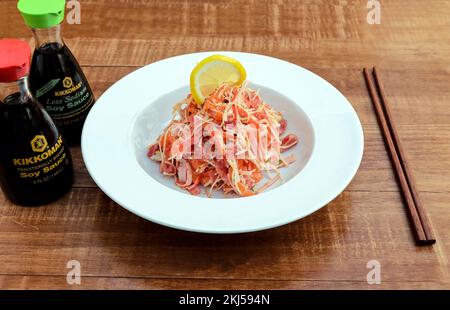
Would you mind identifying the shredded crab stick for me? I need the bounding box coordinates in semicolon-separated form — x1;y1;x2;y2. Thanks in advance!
147;83;299;197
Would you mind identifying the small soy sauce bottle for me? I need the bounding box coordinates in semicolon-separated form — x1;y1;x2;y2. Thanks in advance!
0;39;73;206
18;0;95;146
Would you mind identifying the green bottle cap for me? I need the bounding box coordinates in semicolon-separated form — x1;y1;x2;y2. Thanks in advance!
17;0;66;29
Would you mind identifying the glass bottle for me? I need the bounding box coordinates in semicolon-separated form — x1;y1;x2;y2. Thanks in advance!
0;39;73;206
18;0;95;146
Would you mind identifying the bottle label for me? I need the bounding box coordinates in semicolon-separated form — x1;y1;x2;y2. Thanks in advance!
12;135;70;184
36;78;60;98
36;73;95;126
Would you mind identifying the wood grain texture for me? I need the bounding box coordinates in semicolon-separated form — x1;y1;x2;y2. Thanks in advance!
1;0;449;289
1;275;449;290
0;189;449;289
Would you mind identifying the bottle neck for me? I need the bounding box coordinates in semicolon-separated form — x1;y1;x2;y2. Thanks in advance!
32;25;64;50
0;77;33;103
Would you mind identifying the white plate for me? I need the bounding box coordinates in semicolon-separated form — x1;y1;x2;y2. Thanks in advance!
81;51;364;234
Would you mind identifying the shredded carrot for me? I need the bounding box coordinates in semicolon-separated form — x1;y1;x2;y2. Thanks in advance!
147;83;299;197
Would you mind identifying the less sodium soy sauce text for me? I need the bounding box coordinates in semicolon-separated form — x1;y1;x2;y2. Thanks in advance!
30;42;95;146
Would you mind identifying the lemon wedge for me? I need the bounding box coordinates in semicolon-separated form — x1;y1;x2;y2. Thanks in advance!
190;54;247;104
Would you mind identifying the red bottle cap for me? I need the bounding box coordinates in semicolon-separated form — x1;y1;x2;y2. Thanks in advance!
0;39;31;83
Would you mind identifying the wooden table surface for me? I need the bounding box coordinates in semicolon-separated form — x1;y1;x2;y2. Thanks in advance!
1;0;449;290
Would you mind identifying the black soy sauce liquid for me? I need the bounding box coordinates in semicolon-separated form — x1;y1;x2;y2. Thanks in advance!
30;42;95;146
0;93;73;206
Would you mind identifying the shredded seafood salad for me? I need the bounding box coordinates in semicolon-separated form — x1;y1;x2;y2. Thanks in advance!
147;83;300;197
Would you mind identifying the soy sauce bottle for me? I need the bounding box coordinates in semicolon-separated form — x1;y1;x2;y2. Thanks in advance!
0;39;73;206
18;0;95;146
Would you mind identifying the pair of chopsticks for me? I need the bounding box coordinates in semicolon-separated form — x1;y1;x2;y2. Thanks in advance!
363;67;436;246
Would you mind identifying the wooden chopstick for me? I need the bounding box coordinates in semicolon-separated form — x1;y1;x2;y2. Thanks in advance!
363;67;436;246
372;68;436;243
